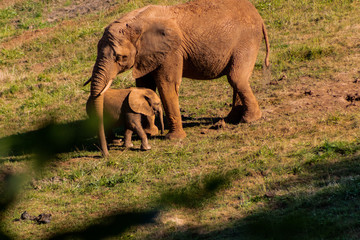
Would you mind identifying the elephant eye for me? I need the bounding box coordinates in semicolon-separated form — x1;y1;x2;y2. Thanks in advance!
116;55;128;62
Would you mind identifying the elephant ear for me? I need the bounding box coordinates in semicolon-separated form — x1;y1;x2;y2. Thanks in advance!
132;18;181;78
128;88;156;116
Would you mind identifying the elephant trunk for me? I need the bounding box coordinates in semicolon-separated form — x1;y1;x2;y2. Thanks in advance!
90;75;110;157
94;95;108;157
159;107;164;135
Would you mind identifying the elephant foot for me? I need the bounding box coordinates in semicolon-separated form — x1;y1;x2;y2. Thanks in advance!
141;144;151;151
123;142;134;148
242;110;262;123
110;139;123;145
165;129;186;140
225;105;261;124
144;125;159;136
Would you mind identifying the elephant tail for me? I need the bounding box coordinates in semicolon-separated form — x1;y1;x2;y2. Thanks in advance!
262;23;270;67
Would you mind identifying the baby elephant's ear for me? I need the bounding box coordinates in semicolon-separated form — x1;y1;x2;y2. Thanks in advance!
128;88;156;116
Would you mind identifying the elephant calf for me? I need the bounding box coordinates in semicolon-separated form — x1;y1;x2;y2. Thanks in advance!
87;87;164;151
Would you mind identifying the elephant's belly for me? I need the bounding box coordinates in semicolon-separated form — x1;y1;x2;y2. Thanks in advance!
182;57;229;80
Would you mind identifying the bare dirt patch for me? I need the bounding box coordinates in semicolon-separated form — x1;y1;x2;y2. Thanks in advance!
0;0;124;50
46;0;119;22
0;0;22;8
261;72;360;125
0;28;53;49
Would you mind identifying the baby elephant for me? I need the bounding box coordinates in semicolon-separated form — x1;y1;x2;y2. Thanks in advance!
87;88;164;151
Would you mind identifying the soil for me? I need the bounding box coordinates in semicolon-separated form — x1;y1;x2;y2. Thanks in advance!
264;74;360;119
0;0;120;49
0;0;22;8
46;0;118;23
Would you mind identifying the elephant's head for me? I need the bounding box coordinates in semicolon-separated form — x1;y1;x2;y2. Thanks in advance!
128;88;164;135
85;10;181;156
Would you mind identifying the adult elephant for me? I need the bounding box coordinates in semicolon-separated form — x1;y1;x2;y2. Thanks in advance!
85;0;270;156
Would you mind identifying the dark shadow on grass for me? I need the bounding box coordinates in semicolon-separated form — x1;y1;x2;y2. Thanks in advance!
0;169;24;240
49;210;158;240
158;170;238;209
147;141;360;239
0;119;99;161
182;116;223;129
148;135;166;140
159;115;223;129
45;171;237;240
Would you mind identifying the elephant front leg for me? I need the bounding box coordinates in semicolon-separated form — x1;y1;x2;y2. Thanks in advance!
156;80;186;140
125;114;151;150
154;53;186;140
136;75;159;136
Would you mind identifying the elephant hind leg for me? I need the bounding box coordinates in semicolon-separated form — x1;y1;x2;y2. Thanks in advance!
225;51;261;124
141;115;158;136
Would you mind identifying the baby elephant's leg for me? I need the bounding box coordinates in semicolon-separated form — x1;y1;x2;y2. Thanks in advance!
143;115;159;136
123;129;134;148
126;113;151;150
135;125;151;151
107;129;122;145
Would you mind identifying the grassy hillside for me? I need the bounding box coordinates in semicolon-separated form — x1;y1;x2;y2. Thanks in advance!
0;0;359;239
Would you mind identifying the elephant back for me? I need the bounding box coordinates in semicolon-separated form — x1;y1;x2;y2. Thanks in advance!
103;88;132;121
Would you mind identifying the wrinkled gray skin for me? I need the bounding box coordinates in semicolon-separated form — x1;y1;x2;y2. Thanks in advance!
87;88;164;151
85;0;270;156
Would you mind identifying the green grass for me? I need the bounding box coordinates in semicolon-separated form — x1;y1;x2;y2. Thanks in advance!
1;0;360;239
